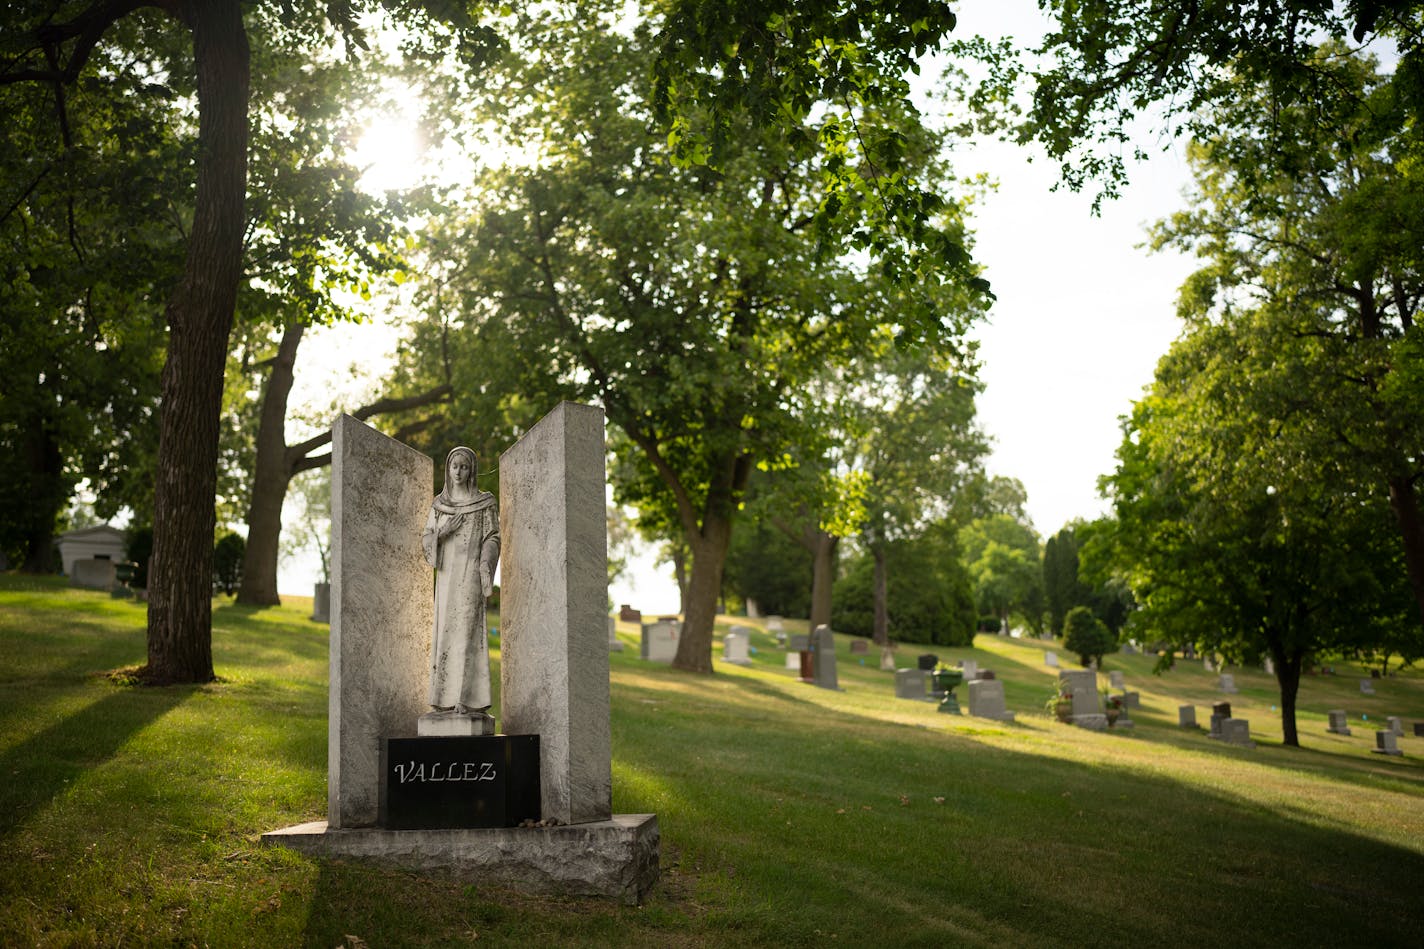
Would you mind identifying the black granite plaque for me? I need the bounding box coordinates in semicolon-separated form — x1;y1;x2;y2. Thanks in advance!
379;734;540;830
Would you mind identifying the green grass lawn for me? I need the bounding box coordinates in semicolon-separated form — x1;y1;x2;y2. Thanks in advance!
2;574;1421;947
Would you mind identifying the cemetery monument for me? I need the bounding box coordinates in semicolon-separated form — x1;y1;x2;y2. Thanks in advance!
262;407;659;904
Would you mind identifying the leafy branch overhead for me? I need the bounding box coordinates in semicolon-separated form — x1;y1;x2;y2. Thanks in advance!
652;0;987;290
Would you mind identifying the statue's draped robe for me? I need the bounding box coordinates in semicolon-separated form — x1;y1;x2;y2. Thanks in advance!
422;489;500;710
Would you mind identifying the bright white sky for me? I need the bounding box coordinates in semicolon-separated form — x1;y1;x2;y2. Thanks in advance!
278;2;1200;610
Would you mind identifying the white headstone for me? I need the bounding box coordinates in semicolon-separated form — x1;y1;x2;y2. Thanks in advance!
1387;716;1405;736
328;415;432;829
966;678;1015;722
499;402;612;825
1179;705;1198;728
1204;657;1214;672
1109;670;1124;690
641;620;680;662
960;659;979;680
1263;656;1275;675
879;647;896;672
1218;673;1238;694
722;628;752;665
1044;651;1059;668
608;616;624;652
785;652;800;670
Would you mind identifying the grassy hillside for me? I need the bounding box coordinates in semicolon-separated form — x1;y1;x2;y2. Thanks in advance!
1;574;1421;947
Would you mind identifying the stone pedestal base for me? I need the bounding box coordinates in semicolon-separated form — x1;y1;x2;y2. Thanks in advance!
1071;714;1108;731
261;813;659;905
419;710;496;737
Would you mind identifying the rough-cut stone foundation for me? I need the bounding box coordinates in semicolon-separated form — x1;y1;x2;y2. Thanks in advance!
261;814;659;905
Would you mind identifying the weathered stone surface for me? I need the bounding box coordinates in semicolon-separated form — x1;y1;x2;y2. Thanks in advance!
261;814;660;905
499;402;611;826
330;415;432;829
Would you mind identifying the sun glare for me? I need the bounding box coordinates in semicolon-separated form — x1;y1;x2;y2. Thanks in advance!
351;113;424;194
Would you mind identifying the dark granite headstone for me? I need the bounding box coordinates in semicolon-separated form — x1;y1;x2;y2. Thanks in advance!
1212;701;1232;720
380;734;540;830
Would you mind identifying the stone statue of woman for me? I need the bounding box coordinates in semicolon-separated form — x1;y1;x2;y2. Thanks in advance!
420;446;500;734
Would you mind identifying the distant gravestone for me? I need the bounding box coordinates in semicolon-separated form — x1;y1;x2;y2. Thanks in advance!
1044;651;1060;668
1209;701;1232;739
1203;657;1215;672
1120;690;1140;709
879;647;896;672
1327;710;1351;735
1386;716;1405;736
641;620;680;663
71;557;118;591
312;582;331;623
850;639;869;655
722;628;752;666
767;616;784;633
608;616;624;652
1220;719;1255;748
1414;722;1424;738
917;653;939;671
1059;670;1105;729
788;633;810;652
1373;731;1403;757
1109;670;1125;690
966;679;1015;722
810;625;840;690
1122;642;1137;655
1218;673;1238;694
618;605;641;624
1360;679;1376;695
1263;657;1275;676
895;668;931;701
960;659;979;680
785;652;800;671
1179;705;1198;729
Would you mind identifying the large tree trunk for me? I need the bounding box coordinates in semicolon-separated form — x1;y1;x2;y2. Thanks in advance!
236;322;303;605
1387;474;1424;630
673;515;733;674
808;531;838;631
143;1;249;685
1273;645;1303;748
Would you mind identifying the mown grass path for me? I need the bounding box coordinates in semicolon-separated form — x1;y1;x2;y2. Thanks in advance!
2;574;1420;946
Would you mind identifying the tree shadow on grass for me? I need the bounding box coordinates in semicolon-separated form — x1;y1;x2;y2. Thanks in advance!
0;684;191;839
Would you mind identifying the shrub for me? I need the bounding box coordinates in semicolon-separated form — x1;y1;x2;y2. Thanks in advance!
1064;605;1116;668
212;532;245;596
